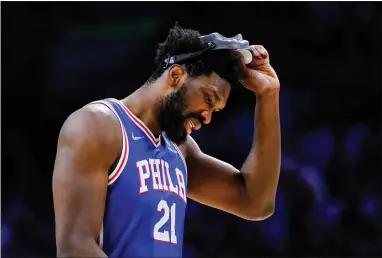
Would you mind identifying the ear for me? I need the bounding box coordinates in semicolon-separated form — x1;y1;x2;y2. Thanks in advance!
167;64;185;88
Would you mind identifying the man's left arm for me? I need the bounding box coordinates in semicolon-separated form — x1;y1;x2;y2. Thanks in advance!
185;45;281;221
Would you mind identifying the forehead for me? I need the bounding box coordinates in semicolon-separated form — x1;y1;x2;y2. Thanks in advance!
189;72;231;99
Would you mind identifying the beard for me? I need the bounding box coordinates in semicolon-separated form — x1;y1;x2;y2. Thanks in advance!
157;85;203;145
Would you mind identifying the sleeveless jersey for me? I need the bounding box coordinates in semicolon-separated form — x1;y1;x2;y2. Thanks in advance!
89;98;188;258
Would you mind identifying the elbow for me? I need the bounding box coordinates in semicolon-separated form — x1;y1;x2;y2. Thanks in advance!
242;201;275;221
56;245;78;257
56;240;81;257
56;236;103;257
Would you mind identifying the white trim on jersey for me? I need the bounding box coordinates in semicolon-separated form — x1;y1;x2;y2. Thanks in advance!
108;98;161;148
87;100;129;186
99;223;104;249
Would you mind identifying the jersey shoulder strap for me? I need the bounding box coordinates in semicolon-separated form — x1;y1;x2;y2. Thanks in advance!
85;99;130;185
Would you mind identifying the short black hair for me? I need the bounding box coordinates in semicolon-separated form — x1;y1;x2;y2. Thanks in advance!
148;24;246;87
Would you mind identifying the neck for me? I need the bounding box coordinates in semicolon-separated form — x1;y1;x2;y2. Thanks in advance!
120;81;166;136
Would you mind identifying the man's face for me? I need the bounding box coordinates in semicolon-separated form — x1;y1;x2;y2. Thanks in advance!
157;72;231;145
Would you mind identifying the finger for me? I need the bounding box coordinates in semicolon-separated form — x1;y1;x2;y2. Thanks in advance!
253;45;268;58
249;45;263;59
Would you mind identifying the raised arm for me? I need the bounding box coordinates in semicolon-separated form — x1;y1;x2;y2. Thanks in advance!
186;45;281;221
52;104;121;257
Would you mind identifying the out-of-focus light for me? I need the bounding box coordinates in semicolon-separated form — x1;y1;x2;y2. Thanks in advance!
299;165;326;201
343;124;367;162
301;127;334;165
1;223;11;250
360;195;379;220
281;155;296;171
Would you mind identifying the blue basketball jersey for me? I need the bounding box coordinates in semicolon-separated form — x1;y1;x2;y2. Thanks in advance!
89;98;188;258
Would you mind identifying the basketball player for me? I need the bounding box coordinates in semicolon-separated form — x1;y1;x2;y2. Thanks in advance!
53;25;281;257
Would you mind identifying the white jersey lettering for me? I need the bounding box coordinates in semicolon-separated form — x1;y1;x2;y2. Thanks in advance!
135;158;185;202
136;160;150;194
149;159;163;190
175;168;186;203
161;160;169;191
164;160;179;195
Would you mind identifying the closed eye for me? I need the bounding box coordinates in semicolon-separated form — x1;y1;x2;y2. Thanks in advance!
204;93;213;107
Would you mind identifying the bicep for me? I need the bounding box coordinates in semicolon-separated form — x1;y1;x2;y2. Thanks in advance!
186;137;248;217
53;146;108;243
53;107;120;249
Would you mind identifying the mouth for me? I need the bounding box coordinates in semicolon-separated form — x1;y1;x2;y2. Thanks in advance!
184;119;201;135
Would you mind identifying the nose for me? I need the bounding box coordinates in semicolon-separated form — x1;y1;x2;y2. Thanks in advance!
201;111;212;125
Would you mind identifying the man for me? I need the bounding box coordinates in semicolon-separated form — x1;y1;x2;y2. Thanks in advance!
52;25;281;257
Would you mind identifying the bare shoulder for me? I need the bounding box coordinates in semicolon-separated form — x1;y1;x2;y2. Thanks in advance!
57;103;122;168
60;103;119;139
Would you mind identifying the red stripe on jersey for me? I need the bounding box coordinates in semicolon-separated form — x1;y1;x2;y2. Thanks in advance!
108;126;129;184
111;99;161;147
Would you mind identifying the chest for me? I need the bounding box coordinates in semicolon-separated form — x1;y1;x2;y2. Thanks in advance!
104;136;188;247
113;140;188;206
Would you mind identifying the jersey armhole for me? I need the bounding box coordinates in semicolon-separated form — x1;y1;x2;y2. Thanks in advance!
108;153;121;176
86;100;130;185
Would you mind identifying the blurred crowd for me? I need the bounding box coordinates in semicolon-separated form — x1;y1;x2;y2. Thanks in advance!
2;2;381;257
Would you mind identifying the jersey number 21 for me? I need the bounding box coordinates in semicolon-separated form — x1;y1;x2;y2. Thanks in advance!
153;200;177;244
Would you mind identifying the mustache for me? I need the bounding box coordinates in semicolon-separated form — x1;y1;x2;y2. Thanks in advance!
185;112;205;124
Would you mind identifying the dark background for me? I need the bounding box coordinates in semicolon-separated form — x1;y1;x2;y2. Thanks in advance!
2;1;381;257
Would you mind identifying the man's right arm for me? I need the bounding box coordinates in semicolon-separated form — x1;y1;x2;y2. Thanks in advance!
52;104;121;257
